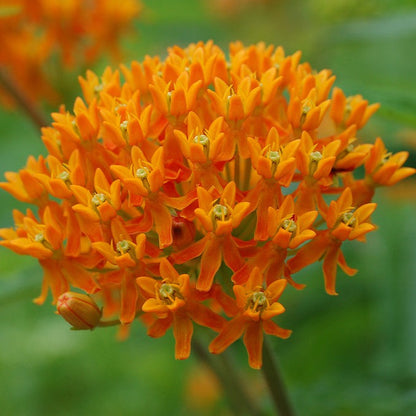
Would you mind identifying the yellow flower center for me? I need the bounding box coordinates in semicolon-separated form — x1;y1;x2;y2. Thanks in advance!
193;134;209;146
309;151;323;175
34;233;45;243
116;240;130;254
94;84;104;95
340;211;356;227
159;282;182;305
58;171;70;182
268;150;281;164
91;193;106;206
281;218;297;233
120;120;129;139
247;290;269;313
212;204;229;221
136;167;149;179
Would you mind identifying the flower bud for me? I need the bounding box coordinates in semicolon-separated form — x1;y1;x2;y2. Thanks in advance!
57;291;101;330
172;216;196;249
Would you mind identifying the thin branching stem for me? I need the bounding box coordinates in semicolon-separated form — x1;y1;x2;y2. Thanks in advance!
192;338;263;416
0;68;49;128
261;337;296;416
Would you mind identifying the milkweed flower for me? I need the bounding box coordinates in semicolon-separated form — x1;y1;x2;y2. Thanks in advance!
210;267;291;369
1;41;414;368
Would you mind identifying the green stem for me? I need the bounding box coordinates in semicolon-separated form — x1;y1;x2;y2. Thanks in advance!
192;338;263;416
0;67;49;128
97;319;121;327
261;338;296;416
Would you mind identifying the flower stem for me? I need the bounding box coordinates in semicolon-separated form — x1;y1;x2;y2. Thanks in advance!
0;68;49;128
97;319;122;327
192;338;263;416
261;337;296;416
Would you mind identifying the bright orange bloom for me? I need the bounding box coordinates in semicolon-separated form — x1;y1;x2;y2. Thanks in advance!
1;42;413;369
111;146;196;248
171;181;250;291
0;203;101;303
245;127;300;240
287;187;377;294
365;137;416;186
210;267;291;369
233;195;317;288
330;87;380;130
137;259;225;360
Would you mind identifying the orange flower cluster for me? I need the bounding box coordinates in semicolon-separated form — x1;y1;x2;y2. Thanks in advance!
1;42;414;369
0;0;142;105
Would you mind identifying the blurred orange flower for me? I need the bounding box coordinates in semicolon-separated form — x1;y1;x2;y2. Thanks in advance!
0;0;142;106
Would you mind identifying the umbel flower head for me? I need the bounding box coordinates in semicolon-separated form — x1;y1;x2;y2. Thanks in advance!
0;41;414;369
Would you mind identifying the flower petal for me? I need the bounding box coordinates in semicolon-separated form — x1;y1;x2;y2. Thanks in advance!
209;315;247;354
173;313;193;360
243;322;263;369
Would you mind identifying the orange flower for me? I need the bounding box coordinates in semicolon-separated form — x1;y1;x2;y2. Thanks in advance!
210;267;291;369
287;187;376;294
233;195;316;288
171;181;249;291
0;203;100;303
0;156;49;206
365;137;416;186
0;0;142;106
174;112;234;189
245;127;299;240
330;87;380;129
111;146;196;248
137;259;225;360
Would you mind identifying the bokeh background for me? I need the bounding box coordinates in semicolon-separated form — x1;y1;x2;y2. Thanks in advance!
1;0;416;415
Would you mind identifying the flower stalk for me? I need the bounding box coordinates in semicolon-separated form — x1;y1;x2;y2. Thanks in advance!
192;337;262;416
262;338;296;416
0;68;49;128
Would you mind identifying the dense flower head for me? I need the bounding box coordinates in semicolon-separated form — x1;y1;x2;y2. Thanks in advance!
0;0;142;106
1;41;414;368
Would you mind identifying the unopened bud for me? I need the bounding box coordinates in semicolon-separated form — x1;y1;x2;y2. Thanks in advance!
172;216;196;249
57;292;101;330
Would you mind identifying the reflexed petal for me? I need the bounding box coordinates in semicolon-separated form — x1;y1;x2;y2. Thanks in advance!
243;322;263;369
222;236;245;272
263;320;292;339
197;237;223;291
188;302;225;332
322;244;340;295
209;315;247;354
147;316;172;338
120;275;139;324
173;313;193;360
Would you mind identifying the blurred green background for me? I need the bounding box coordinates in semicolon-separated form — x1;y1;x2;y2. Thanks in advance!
1;0;416;415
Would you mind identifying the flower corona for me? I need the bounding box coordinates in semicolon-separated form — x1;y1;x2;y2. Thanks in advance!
0;41;414;368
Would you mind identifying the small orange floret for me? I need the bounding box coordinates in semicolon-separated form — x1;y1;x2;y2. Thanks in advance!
210;268;291;369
